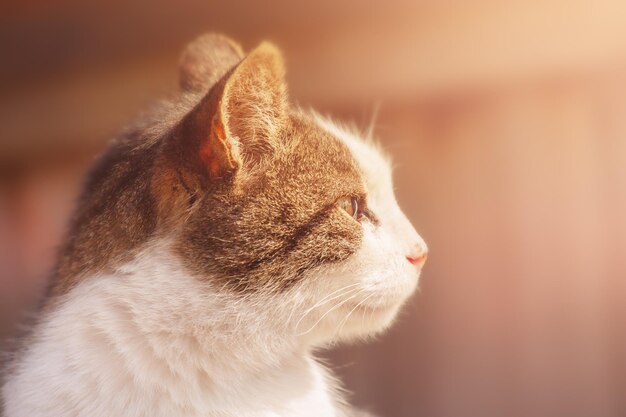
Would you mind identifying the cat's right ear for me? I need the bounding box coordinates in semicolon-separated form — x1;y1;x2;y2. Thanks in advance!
178;33;245;93
155;39;287;224
165;41;288;188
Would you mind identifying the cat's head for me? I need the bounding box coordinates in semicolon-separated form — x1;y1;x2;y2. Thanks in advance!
56;34;427;346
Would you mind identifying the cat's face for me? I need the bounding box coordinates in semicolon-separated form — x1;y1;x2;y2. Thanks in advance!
294;117;428;344
170;111;427;344
160;37;428;344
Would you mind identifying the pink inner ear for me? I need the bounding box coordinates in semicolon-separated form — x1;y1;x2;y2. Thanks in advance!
191;41;286;178
199;114;239;179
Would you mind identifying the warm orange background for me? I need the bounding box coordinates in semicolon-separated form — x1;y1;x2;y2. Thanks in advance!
1;1;625;416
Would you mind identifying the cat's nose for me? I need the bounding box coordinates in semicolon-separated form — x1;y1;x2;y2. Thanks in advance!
406;245;428;267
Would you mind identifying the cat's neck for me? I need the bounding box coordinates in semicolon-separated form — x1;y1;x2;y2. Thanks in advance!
8;242;343;417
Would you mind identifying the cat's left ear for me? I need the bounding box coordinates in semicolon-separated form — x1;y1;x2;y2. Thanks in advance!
172;42;288;184
178;33;245;93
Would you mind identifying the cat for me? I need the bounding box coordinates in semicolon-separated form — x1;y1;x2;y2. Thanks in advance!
1;33;428;417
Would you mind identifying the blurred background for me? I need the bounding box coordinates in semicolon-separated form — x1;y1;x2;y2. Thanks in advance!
1;1;625;416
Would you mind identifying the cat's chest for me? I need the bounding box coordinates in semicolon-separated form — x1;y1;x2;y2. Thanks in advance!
205;353;338;417
3;273;341;417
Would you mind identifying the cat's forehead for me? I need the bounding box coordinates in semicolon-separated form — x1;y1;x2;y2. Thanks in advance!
271;113;365;190
312;114;393;197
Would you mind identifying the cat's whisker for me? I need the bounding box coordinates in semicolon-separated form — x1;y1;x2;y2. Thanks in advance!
297;290;364;336
293;284;362;332
362;292;374;331
365;101;381;140
334;291;377;337
204;235;235;244
296;287;360;321
299;283;361;315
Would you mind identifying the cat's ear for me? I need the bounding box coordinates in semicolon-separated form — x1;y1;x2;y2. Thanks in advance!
219;42;288;165
178;33;245;93
174;41;288;183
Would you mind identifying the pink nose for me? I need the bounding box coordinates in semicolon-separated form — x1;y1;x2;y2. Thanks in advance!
406;248;428;266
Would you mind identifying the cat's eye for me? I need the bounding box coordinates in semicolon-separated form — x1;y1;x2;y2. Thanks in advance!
337;196;359;219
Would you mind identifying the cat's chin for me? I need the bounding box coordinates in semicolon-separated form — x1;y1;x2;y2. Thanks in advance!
305;299;406;346
336;300;404;338
301;273;420;345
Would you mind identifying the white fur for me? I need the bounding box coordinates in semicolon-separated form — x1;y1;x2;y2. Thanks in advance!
2;119;427;417
3;246;341;417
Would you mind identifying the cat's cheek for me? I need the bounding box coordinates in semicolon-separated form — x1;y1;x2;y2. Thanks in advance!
295;226;419;344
